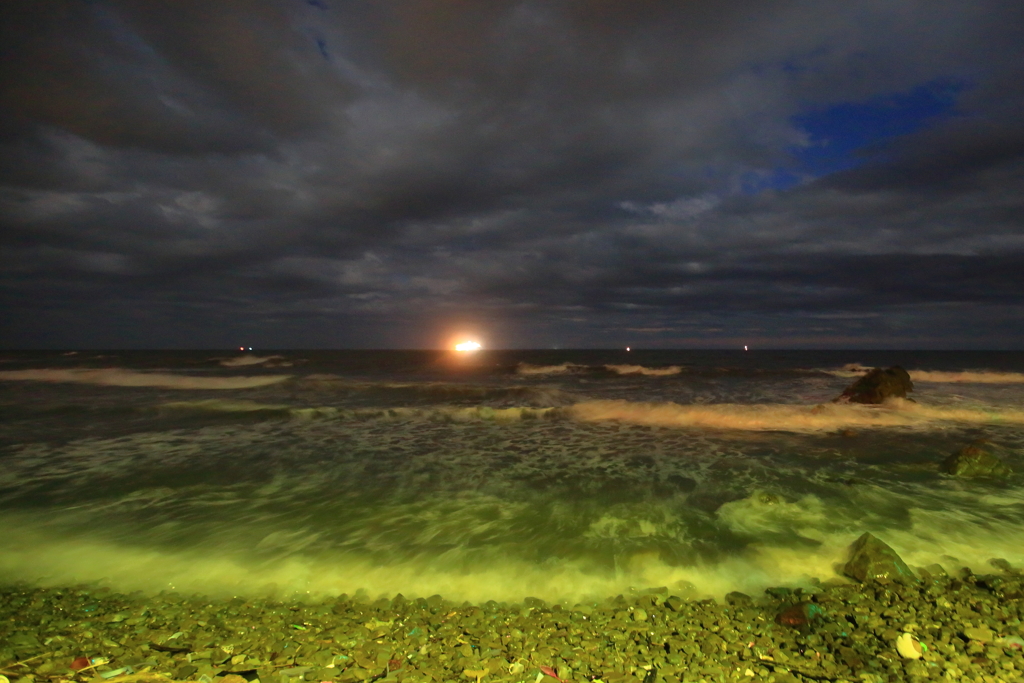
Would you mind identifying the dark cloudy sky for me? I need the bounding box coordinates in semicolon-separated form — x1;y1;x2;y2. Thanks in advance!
2;1;1023;349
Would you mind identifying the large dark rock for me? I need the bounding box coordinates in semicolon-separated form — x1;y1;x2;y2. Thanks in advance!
942;440;1011;478
842;532;915;582
834;366;913;404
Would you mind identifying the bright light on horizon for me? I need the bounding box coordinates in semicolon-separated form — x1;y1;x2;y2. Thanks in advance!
454;340;482;352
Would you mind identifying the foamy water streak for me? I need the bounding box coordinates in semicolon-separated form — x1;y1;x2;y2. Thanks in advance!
570;398;1024;432
150;396;1024;430
825;365;1024;384
0;515;800;603
0;368;291;389
3;482;1023;603
516;362;579;375
605;364;682;376
910;370;1024;383
157;399;557;421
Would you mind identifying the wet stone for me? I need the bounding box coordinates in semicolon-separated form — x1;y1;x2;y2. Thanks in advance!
175;665;199;679
834;366;913;404
724;592;752;606
843;532;915;583
942;440;1012;478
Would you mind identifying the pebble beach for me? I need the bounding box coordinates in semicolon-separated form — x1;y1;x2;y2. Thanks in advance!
3;551;1024;683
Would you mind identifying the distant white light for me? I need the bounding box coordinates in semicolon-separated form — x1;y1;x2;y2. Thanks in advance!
626;347;631;352
455;341;482;352
744;345;748;351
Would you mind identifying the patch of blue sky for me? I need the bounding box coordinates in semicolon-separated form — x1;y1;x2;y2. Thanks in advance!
737;169;805;195
788;79;966;179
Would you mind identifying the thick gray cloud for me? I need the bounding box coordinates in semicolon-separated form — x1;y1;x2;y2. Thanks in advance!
1;0;1022;348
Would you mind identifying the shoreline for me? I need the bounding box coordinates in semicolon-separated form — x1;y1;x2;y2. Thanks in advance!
2;566;1022;683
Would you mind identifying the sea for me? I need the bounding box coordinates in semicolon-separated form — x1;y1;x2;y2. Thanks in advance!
1;349;1023;606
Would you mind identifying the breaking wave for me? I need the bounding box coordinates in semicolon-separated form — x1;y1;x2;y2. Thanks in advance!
158;399;558;422
155;396;1024;433
0;368;291;390
3;484;1023;603
824;364;1024;384
910;370;1024;384
569;398;1024;433
604;364;682;376
516;362;581;375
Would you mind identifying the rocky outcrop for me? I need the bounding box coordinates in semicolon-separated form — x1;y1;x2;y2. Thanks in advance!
942;440;1011;478
834;366;913;404
843;532;915;582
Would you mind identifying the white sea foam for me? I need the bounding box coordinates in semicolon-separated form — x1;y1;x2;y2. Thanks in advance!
516;362;580;375
824;365;1024;384
823;363;872;378
909;370;1024;384
155;400;558;422
0;523;694;602
0;368;291;389
150;396;1024;430
604;364;682;376
569;398;1024;432
0;509;837;603
3;490;1022;604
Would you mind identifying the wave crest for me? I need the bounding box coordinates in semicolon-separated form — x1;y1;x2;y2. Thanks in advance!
156;396;1024;431
909;370;1024;384
0;368;291;390
605;364;682;376
158;400;559;423
516;362;580;375
825;365;1024;384
569;398;1024;432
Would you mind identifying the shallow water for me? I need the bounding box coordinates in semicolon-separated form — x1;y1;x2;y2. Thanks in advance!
1;349;1022;603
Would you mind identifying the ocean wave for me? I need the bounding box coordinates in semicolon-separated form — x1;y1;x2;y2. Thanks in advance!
569;398;1024;432
0;514;806;603
3;484;1023;602
824;364;1024;384
909;370;1024;384
516;362;683;377
154;395;1024;431
300;375;574;405
159;399;295;416
822;363;873;378
0;368;291;389
515;362;581;375
604;364;682;376
218;354;291;368
153;400;563;424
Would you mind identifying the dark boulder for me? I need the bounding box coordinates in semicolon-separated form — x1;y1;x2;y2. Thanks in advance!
942;440;1011;478
724;591;753;606
842;532;915;582
834;366;913;404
